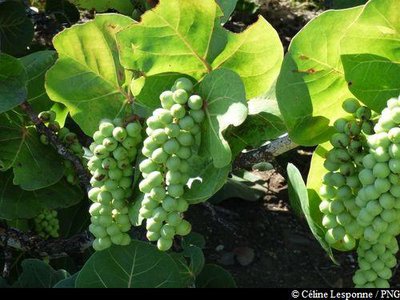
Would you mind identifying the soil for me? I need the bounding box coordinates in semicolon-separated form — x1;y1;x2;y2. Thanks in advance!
187;147;400;288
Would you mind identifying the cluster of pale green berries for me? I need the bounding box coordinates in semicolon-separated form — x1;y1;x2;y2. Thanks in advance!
319;99;374;250
87;118;142;251
138;77;205;251
352;96;400;288
33;209;60;239
38;110;85;185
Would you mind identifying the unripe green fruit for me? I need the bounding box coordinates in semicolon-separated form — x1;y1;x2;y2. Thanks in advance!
89;224;107;238
139;159;159;174
101;157;117;170
147;230;161;241
322;214;337;228
319;200;330;214
166;212;182;226
176;220;191;236
389;143;400;159
168;184;184;198
152;129;168;144
157;237;173;251
165;123;181;138
189;109;205;123
108;168;123;181
160;224;176;239
342;234;356;250
89;203;102;216
102;137;118;152
170;104;186;119
334;118;348;133
372;146;390;162
115;213;130;225
157;109;173;125
375;278;390;288
344;120;361;136
174;78;193;92
163;139;180;154
98;191;113;204
142;196;159;210
150;186;166;202
330;133;350;148
176;147;191;159
112;189;126;201
319;185;336;199
179;116;195;131
113;147;129;161
94;145;109;159
166;156;181;171
323;159;339;172
160;91;175;109
374;178;391;193
173;89;189;104
146;218;163;232
139;207;154;219
152;207;168;222
146;116;163;130
152;148;169;164
106;224;121;236
336;212;352;226
112;199;127;210
99;215;113;227
364;226;379;242
112;127;127;142
373;162;390;178
342;98;360;113
176;199;189;213
99;121;115;137
166;170;182;185
88;187;101;202
336;185;352;200
146;171;163;188
177;132;194;147
122;137;139;150
162;196;178;212
126;122;142;137
188;95;203;110
352;271;367;286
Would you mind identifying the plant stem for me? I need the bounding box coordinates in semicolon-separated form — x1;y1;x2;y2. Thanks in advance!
19;101;91;192
233;134;298;170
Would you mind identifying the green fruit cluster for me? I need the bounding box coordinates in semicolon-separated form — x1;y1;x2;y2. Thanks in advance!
87;118;142;251
39;110;85;185
352;97;400;287
138;77;204;251
319;99;374;250
33;209;59;239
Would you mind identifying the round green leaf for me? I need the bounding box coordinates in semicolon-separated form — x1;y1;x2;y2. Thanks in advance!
198;69;247;168
0;53;27;113
196;264;236;288
45;14;135;135
76;241;185;288
0;1;34;56
276;7;362;146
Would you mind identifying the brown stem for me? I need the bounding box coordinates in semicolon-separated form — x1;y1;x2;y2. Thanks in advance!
20;101;91;192
233;134;298;170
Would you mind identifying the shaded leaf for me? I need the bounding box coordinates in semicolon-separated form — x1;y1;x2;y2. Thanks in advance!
13;259;69;288
0;170;83;220
53;272;79;288
196;264;236;288
46;14;134;135
217;0;238;24
70;0;134;15
0;53;27;113
58;201;90;238
76;241;185;288
286;162;337;262
183;245;205;277
0;1;34;56
198;69;247;168
181;232;206;249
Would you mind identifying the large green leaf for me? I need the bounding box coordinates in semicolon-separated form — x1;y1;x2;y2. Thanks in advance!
0;170;83;220
0;112;64;189
12;127;64;190
45;14;135;135
211;17;283;99
196;264;236;288
330;0;367;9
20;51;57;105
342;54;400;113
117;0;282;99
286;162;336;262
340;0;400;112
53;272;79;288
276;6;363;146
0;53;27;113
70;0;134;15
58;201;90;238
182;245;205;277
76;242;185;288
13;259;69;288
0;1;34;56
198;69;247;167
